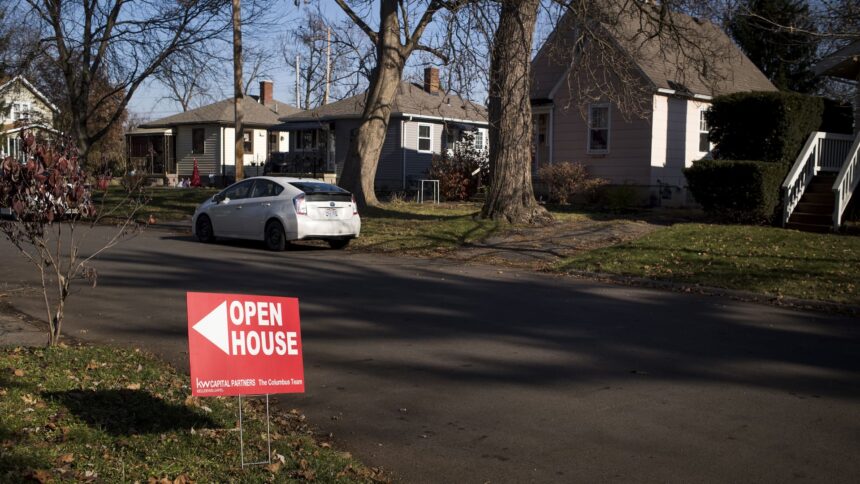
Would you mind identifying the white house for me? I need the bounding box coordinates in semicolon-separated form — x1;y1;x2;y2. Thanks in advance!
134;81;300;185
530;6;776;205
0;75;60;161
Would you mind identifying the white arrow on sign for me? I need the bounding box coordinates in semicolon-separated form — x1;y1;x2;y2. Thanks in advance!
192;301;230;355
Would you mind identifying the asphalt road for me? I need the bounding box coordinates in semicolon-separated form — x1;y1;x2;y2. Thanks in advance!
2;226;859;483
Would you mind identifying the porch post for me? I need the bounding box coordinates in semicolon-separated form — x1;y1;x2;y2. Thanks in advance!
854;73;859;136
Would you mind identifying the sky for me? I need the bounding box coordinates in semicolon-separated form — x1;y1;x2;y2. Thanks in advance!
126;0;562;123
127;0;355;121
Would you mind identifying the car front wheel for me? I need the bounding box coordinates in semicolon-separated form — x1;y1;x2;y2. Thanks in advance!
196;215;215;243
265;220;287;251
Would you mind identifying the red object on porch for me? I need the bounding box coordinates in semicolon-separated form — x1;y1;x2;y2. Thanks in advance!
190;159;202;187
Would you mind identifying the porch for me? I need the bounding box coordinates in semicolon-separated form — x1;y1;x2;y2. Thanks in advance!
125;127;175;178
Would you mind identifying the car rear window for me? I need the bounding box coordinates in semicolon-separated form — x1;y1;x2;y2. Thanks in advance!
289;182;352;202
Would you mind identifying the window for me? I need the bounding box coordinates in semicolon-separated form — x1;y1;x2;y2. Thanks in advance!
9;102;30;121
699;109;710;152
222;180;254;200
243;130;253;153
191;128;205;154
295;129;317;151
250;179;284;198
418;124;432;152
445;128;456;148
474;130;485;150
587;104;610;153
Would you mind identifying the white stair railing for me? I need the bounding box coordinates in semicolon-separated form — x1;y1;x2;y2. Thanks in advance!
832;133;860;229
782;132;855;227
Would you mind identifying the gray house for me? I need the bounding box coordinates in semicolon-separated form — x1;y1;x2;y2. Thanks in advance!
273;68;488;191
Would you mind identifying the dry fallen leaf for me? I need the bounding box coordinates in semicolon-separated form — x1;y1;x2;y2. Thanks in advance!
126;383;141;390
13;369;24;377
30;469;52;483
265;462;281;474
58;453;74;464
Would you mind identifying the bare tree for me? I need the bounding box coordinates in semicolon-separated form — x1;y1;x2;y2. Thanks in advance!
282;8;372;109
154;50;220;112
334;0;461;208
242;44;276;95
22;0;232;163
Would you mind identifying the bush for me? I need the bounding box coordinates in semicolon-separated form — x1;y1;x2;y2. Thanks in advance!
428;131;488;201
684;159;786;224
706;91;824;163
599;184;641;212
537;162;606;204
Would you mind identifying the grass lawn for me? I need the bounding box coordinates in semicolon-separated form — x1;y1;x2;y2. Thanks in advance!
555;223;860;305
95;187;217;222
0;345;385;483
353;202;587;254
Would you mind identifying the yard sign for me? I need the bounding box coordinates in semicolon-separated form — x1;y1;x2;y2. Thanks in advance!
186;292;305;397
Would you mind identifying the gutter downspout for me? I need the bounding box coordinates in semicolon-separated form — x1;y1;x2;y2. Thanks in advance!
402;116;411;190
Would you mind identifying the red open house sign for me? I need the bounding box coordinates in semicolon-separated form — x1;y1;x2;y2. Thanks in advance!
186;292;305;397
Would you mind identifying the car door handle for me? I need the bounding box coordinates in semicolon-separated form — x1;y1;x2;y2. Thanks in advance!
262;202;271;207
235;206;243;210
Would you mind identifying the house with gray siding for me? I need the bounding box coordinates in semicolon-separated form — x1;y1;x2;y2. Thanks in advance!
530;6;776;205
132;81;301;185
273;68;488;192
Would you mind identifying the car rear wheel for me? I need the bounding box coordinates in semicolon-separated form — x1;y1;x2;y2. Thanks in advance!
328;238;350;250
196;215;215;243
265;220;287;251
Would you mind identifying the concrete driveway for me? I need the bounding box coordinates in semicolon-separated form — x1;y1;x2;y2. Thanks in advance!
1;226;858;483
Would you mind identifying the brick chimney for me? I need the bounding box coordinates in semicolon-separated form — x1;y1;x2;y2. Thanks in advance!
259;80;274;106
423;67;440;94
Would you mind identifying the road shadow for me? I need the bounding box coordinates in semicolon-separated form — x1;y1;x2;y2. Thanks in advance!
42;389;216;436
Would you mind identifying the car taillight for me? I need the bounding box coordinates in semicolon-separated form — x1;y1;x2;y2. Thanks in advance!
351;195;358;215
293;194;307;215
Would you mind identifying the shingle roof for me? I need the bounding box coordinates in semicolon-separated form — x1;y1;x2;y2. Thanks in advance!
531;6;776;100
142;97;301;128
279;82;488;124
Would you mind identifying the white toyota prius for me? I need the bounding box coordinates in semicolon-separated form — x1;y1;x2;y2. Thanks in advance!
192;177;360;251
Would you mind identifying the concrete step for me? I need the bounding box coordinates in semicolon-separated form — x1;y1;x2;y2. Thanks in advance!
790;212;832;225
786;221;833;233
795;201;833;215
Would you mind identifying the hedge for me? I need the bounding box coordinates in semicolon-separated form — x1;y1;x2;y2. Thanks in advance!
706;92;824;163
684;159;787;224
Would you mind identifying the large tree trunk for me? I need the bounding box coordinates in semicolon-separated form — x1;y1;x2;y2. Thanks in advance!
481;0;551;225
338;0;405;208
232;0;245;182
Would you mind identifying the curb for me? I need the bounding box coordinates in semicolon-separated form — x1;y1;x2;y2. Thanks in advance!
560;269;860;317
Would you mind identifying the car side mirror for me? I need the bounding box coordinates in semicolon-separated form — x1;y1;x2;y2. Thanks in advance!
213;193;226;203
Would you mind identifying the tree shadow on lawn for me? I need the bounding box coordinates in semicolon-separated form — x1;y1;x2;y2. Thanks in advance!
42;389;217;436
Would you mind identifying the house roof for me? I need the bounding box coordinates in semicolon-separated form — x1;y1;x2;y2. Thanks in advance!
277;82;488;125
0;75;61;113
531;6;776;101
141;97;301;129
814;40;860;80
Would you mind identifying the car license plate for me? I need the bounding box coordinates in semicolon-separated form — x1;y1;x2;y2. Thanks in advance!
324;208;338;218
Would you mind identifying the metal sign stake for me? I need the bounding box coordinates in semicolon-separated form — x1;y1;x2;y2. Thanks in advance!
238;393;272;467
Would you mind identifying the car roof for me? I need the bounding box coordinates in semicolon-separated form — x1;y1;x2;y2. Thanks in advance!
244;176;336;186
